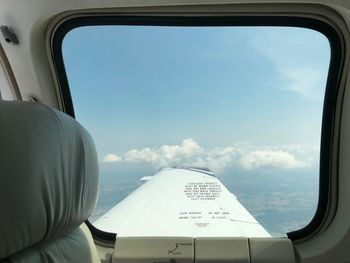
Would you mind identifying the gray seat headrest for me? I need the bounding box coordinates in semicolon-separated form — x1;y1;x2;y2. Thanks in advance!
0;101;99;259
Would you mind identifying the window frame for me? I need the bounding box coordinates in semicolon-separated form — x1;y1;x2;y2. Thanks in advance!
0;43;22;100
50;14;344;243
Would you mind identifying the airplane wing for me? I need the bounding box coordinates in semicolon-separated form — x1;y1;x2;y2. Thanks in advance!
94;167;270;237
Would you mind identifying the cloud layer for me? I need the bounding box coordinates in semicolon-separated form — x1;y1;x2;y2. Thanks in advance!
101;138;316;173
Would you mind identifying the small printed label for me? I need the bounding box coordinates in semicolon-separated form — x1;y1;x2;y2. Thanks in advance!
184;182;222;200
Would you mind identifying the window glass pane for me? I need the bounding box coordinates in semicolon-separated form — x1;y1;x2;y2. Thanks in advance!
62;25;330;237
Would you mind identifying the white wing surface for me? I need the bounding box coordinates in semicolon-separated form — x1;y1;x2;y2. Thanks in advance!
94;167;270;237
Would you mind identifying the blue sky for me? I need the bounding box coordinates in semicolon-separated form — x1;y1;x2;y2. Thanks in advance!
63;25;330;174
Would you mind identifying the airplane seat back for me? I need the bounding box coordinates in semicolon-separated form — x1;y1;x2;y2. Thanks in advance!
0;101;101;262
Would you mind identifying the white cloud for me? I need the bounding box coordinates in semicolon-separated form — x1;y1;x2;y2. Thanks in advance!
102;138;316;173
123;138;204;168
239;150;309;170
102;154;121;163
124;148;158;163
160;138;203;159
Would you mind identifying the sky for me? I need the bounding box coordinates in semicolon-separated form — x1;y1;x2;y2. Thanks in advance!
62;25;330;235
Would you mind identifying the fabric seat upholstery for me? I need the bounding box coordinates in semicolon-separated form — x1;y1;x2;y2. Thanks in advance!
0;101;101;262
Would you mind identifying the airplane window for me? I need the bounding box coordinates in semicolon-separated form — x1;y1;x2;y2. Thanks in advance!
62;25;330;237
